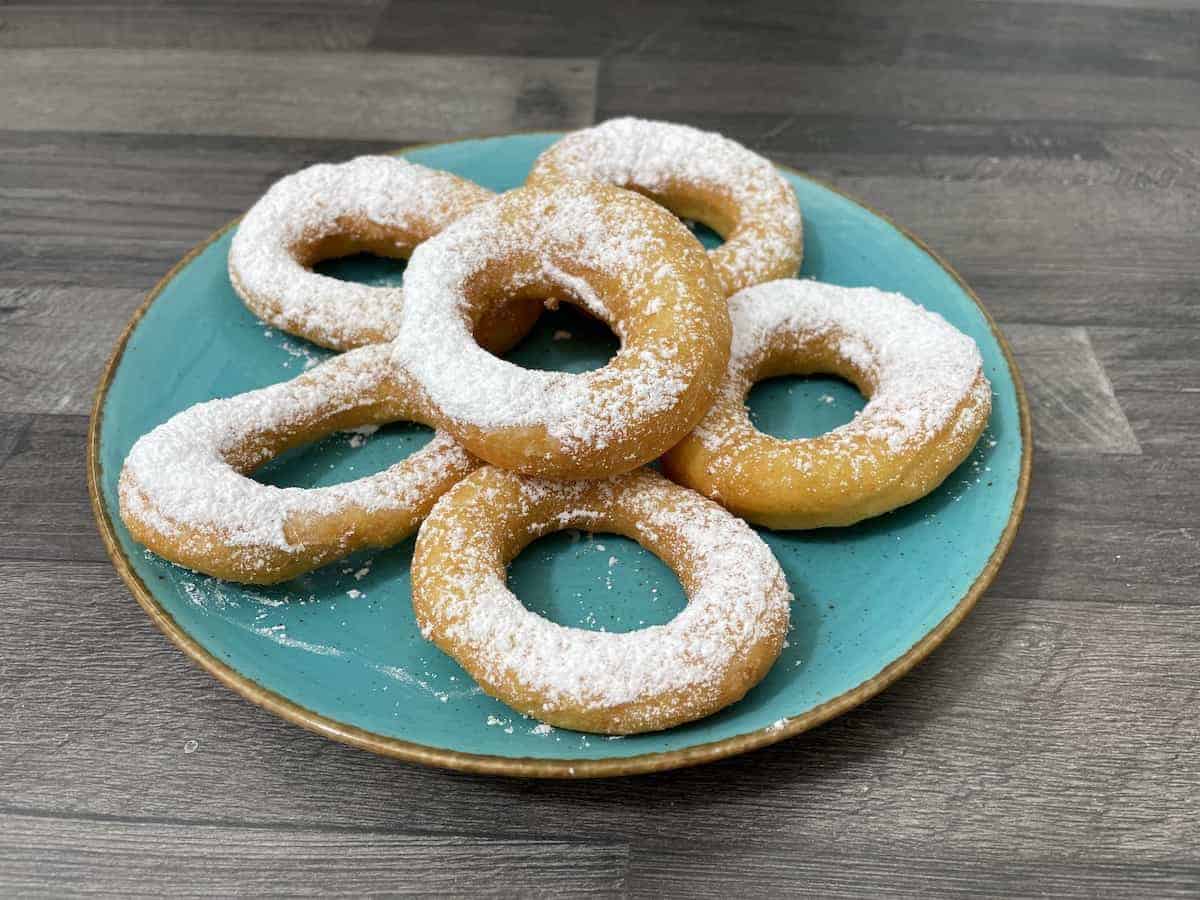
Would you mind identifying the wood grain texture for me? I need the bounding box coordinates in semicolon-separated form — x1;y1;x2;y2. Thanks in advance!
630;848;1200;898
0;814;628;897
0;50;596;140
3;1;1199;894
1088;326;1200;395
1002;325;1140;454
0;1;388;51
0;130;403;289
599;60;1200;129
0;288;144;415
2;564;1197;868
374;0;1200;80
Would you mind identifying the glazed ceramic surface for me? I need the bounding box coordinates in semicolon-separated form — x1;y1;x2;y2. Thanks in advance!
92;133;1028;775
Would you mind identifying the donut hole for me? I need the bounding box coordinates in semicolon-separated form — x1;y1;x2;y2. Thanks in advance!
506;531;687;634
466;259;621;373
312;252;408;288
254;421;434;488
745;343;872;440
748;374;866;440
497;301;619;373
303;226;416;286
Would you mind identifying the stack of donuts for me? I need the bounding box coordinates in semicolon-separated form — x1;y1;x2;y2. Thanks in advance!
119;118;991;735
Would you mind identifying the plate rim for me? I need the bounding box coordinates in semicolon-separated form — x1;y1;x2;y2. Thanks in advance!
86;133;1033;779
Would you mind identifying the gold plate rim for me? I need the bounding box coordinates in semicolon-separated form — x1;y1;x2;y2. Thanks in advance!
86;134;1033;779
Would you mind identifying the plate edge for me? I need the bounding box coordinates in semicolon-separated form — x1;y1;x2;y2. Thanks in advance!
85;134;1034;780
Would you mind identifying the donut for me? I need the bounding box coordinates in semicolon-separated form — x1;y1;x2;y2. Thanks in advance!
118;345;478;584
411;466;792;734
228;155;539;353
662;280;992;529
393;180;732;480
528;117;803;297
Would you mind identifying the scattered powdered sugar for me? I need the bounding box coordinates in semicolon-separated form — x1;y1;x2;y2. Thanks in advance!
394;181;711;455
693;280;990;472
262;325;325;371
119;345;475;570
531;117;802;293
344;423;380;450
374;663;481;703
418;470;792;725
229;155;492;349
251;624;345;657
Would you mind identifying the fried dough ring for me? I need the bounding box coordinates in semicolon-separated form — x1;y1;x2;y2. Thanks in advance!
662;280;992;529
528;117;803;297
119;345;478;584
411;466;792;734
394;180;731;479
228;155;539;353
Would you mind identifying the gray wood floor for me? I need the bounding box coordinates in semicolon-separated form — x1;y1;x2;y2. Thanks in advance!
2;1;1198;896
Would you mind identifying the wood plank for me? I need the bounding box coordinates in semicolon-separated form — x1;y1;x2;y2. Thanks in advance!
0;415;105;563
0;1;387;51
1087;326;1200;395
1115;390;1200;459
0;814;628;897
373;0;1200;80
599;59;1200;129
630;846;1200;898
0;289;144;416
1008;0;1200;10
0;50;596;140
1003;324;1140;454
0;131;405;289
2;565;1198;862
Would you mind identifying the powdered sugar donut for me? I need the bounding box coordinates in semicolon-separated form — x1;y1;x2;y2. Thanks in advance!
528;118;803;297
662;280;992;529
119;345;478;584
228;155;539;352
394;180;731;479
411;466;792;734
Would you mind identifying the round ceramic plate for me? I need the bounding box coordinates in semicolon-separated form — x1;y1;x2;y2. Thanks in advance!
89;133;1029;778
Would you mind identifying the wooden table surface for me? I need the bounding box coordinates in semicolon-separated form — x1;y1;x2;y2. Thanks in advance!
2;1;1198;896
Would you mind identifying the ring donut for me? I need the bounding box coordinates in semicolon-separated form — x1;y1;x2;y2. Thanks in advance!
662;280;992;529
394;180;732;479
228;155;539;353
528;117;803;297
118;345;478;584
411;466;792;734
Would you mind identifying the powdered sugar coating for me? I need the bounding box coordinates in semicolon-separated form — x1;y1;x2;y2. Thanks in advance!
119;345;476;579
228;155;492;350
703;280;989;461
393;180;730;476
662;279;992;529
413;468;792;732
530;117;803;296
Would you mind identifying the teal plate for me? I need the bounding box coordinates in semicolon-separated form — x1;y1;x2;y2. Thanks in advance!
89;133;1030;778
